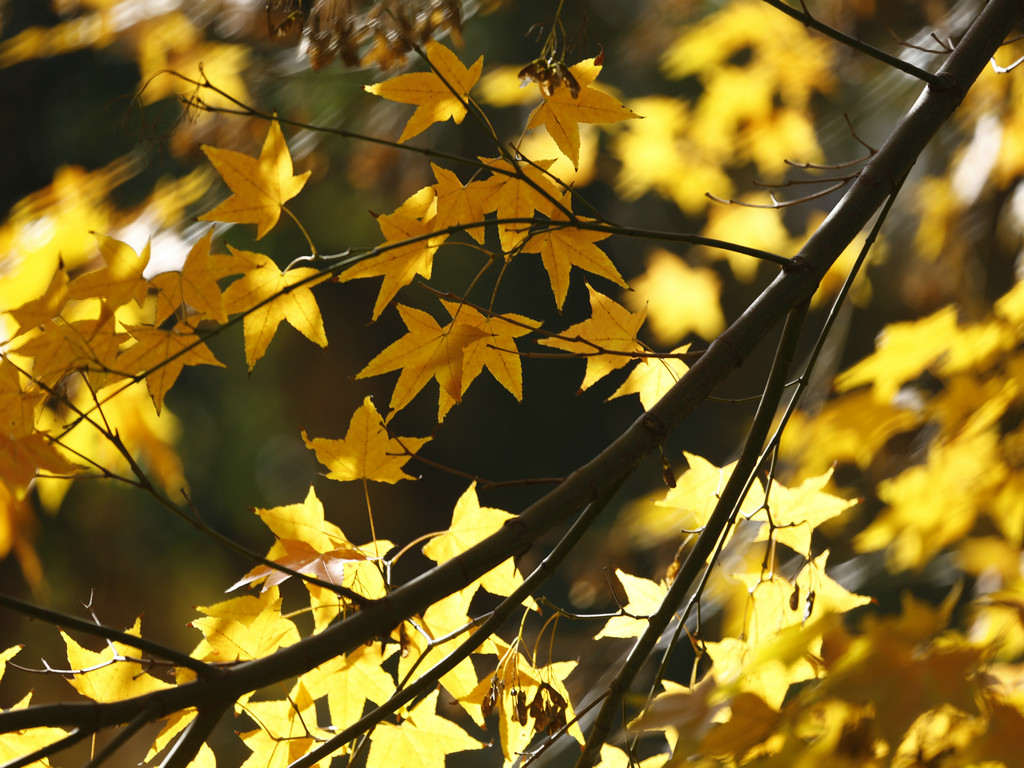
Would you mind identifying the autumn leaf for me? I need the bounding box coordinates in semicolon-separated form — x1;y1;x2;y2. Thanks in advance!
835;305;959;402
854;422;1005;570
626;452;765;546
726;552;870;655
593;745;669;768
238;681;331;768
300;644;397;731
240;486;391;612
340;207;447;321
438;300;539;405
365;689;482;768
422;482;522;598
394;590;484;704
365;40;483;143
0;646;21;685
625;248;725;343
0;431;82;496
355;303;489;420
539;284;645;390
189;587;300;663
430;163;487;244
230;537;368;594
67;235;149;310
699;691;780;757
525;56;640;168
819;609;984;748
748;468;857;556
474;157;561;252
199;120;310;239
302;396;430;483
613;96;733;215
609;348;690;412
522;208;627;311
63;618;173;702
150;229;229;325
0;693;71;766
595;569;668;640
220;247;328;369
5;259;68;339
118;324;224;414
251;486;349;553
0;358;41;439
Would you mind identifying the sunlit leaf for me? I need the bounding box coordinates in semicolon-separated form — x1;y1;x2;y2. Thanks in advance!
365;41;483;143
302;397;430;483
199;121;310;240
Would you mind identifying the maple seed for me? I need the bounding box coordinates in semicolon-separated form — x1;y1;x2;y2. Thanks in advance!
515;689;528;724
518;57;580;98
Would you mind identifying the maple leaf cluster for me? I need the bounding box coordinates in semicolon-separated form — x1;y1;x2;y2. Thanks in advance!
3;5;1024;768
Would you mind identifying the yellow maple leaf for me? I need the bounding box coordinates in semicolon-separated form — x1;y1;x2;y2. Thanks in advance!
198;120;310;239
5;259;69;339
525;56;640;168
62;618;173;702
364;40;483;143
835;306;959;403
396;590;482;703
699;691;781;758
608;349;690;412
749;469;857;557
593;745;669;768
0;358;41;440
189;587;300;663
219;247;328;370
150;229;229;325
726;552;870;651
595;569;669;640
438;300;539;404
474;157;561;253
0;431;81;497
430;163;487;244
356;303;489;420
626;452;765;547
820;612;984;749
523;207;627;310
699;198;792;282
302;396;430;483
626;248;725;344
12;308;126;393
68;235;149;310
0;692;71;765
422;482;522;598
251;485;349;552
703;635;808;712
365;689;482;768
239;681;331;768
340;208;447;321
539;285;645;390
117;324;224;414
242;486;391;612
855;423;1006;570
614;96;733;216
0;645;21;685
301;644;397;728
